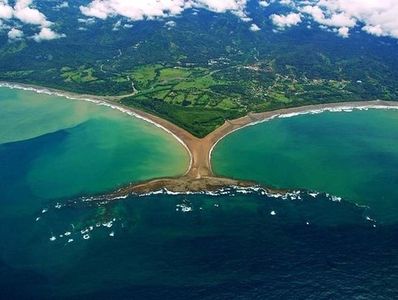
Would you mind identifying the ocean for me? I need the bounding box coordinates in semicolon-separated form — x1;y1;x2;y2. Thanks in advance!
213;108;398;224
1;87;398;299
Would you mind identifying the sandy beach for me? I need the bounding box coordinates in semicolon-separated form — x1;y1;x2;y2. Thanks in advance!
185;100;398;180
2;81;398;194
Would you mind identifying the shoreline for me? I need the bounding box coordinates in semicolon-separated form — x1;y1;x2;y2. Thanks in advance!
0;81;194;176
207;101;398;170
2;81;398;194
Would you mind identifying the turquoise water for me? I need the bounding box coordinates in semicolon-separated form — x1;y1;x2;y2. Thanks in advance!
213;109;398;223
0;87;189;200
2;89;398;299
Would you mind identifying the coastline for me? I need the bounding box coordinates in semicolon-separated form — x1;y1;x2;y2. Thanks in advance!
207;101;398;171
2;81;398;194
0;81;195;176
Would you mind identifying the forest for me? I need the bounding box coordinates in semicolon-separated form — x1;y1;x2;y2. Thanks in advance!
1;0;397;136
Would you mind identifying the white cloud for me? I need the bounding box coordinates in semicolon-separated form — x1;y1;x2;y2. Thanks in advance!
80;0;398;38
165;20;176;28
33;27;65;42
55;2;69;10
0;0;13;19
198;0;247;13
14;0;51;27
296;0;398;39
270;12;301;29
301;6;355;28
8;27;23;39
81;0;185;20
80;0;248;21
259;1;270;8
279;0;293;5
0;0;64;42
78;17;96;25
3;0;393;42
250;23;260;31
362;24;383;37
337;26;349;38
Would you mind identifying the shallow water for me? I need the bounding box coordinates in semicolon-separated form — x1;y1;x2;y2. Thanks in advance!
1;89;398;299
213;109;398;223
0;87;189;200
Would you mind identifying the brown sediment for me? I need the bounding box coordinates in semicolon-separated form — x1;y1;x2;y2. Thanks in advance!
103;100;398;196
117;100;398;181
182;100;398;179
2;82;398;195
108;176;260;196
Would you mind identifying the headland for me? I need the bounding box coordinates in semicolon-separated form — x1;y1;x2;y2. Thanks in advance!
2;82;398;196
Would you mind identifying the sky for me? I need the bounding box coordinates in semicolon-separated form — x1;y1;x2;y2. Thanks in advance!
0;0;398;42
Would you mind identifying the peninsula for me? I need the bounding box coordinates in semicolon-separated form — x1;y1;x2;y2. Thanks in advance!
4;82;397;196
107;100;398;196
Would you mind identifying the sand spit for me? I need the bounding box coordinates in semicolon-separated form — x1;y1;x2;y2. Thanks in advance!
109;176;259;196
2;82;398;194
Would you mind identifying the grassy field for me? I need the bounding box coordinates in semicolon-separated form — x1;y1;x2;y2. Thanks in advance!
119;64;375;137
1;1;397;137
2;61;394;137
121;65;246;137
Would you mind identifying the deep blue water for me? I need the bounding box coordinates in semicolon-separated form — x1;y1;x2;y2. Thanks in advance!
2;89;398;299
1;190;397;299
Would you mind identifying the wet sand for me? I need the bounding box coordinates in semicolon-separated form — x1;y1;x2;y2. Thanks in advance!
186;100;398;179
109;176;259;196
96;99;398;195
2;82;398;194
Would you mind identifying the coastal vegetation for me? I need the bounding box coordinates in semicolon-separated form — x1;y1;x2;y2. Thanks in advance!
2;1;398;299
1;1;398;136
